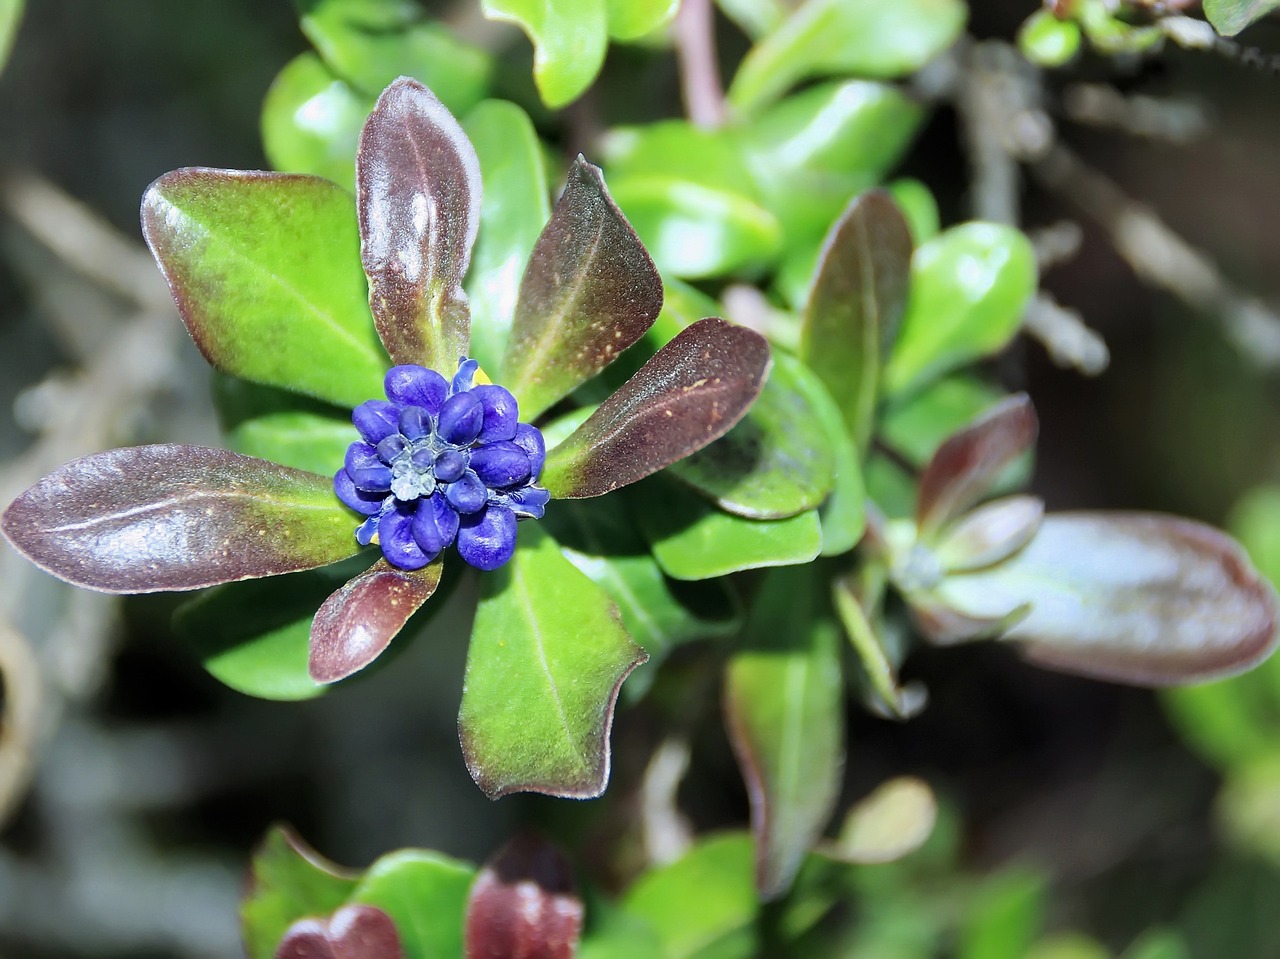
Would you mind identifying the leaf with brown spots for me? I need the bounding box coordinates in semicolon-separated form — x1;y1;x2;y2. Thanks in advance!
540;318;771;499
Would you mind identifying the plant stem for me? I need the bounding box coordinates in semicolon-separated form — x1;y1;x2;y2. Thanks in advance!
674;0;727;128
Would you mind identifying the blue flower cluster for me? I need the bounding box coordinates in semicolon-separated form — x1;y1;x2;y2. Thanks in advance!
335;359;549;571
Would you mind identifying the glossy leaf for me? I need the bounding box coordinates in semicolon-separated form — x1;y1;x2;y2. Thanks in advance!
243;825;358;959
800;190;913;455
465;837;582;959
1;445;357;593
669;352;836;519
310;559;444;683
462;100;550;374
631;478;822;580
541;318;771;498
742;82;924;248
502;158;662;419
885;223;1038;397
1203;0;1280;35
357;77;480;371
725;566;843;898
935;495;1043;573
936;513;1280;686
727;0;967;113
351;850;477;959
801;361;867;556
458;524;647;798
141;169;386;408
832;573;916;718
174;555;373;701
544;499;740;692
215;374;356;477
482;0;607;109
622;833;758;959
276;905;404;959
300;0;491;109
262;53;372;191
1017;10;1082;68
916;394;1037;538
607;0;678;39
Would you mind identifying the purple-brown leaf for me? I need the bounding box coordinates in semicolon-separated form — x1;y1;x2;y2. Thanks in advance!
915;393;1037;538
936;512;1280;684
501;157;663;420
1;445;358;593
309;558;444;683
357;76;481;371
276;905;404;959
464;836;583;959
540;318;771;499
934;495;1044;573
800;191;913;456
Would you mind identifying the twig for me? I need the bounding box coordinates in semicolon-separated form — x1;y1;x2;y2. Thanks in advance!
673;0;727;128
1023;292;1110;376
639;737;694;866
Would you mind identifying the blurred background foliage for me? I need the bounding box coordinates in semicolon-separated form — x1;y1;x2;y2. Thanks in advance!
2;1;1280;957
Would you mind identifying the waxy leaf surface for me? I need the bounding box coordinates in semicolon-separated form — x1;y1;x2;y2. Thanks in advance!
459;524;647;798
800;190;913;455
937;513;1280;685
310;559;444;683
1;445;357;593
725;566;843;899
885;223;1037;397
215;375;355;476
351;850;476;959
262;53;371;191
935;495;1043;573
465;837;583;959
276;905;404;959
243;825;358;959
463;100;550;374
357;77;480;371
1203;0;1280;35
141;170;386;408
482;0;607;108
631;479;822;580
503;158;662;419
728;0;966;112
541;318;770;498
916;394;1036;538
668;352;835;519
607;0;678;39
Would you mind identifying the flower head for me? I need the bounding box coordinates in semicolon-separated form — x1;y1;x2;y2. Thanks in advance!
335;358;548;572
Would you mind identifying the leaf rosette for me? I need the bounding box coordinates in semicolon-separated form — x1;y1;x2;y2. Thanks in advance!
0;77;772;800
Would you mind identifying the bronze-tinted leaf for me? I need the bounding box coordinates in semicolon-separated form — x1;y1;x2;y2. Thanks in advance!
934;495;1044;573
1;445;358;593
541;318;771;499
276;904;404;959
309;558;444;683
464;836;583;959
501;157;663;420
800;191;913;456
915;393;1036;538
357;76;481;371
936;512;1280;684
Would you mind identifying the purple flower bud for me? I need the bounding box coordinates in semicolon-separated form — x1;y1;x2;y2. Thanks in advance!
385;365;448;412
470;441;532;489
445;470;488;514
457;504;518;571
438;392;484;446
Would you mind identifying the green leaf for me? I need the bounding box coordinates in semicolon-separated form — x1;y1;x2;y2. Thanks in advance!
799;190;913;456
832;574;913;717
607;0;678;39
668;352;836;519
462;99;550;374
607;176;782;279
300;0;491;109
958;869;1046;959
622;833;759;959
502;158;662;418
887;178;940;243
483;0;608;108
885;223;1037;398
350;849;476;959
727;0;967;113
261;53;372;192
174;555;373;701
0;0;24;75
800;360;866;556
713;0;787;39
141;170;386;408
936;513;1279;686
215;375;355;476
543;498;741;695
880;374;1015;467
741;82;924;247
357;77;481;371
1;445;359;593
1122;929;1192;959
630;478;822;580
1017;10;1082;68
725;566;844;899
1203;0;1280;35
542;318;771;499
242;825;358;959
458;523;648;798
